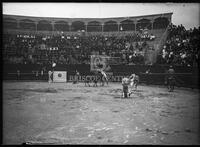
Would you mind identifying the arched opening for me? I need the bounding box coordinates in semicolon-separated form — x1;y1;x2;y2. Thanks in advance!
119;19;135;31
3;18;18;29
54;21;69;31
71;21;85;32
37;20;52;31
104;20;118;32
87;21;102;32
19;19;36;30
153;17;169;29
136;18;152;31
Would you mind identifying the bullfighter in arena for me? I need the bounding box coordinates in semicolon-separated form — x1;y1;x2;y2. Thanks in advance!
122;76;130;98
165;65;175;92
129;73;139;92
100;69;108;86
96;69;108;86
48;70;53;83
73;70;80;84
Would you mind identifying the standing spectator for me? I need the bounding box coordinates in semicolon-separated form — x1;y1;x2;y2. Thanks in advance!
74;70;80;84
165;65;175;92
17;70;20;80
48;70;53;83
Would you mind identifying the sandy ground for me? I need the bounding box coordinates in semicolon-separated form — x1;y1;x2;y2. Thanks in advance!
3;81;200;145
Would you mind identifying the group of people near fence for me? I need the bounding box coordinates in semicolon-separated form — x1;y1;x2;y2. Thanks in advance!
121;65;175;98
48;62;176;97
121;73;140;98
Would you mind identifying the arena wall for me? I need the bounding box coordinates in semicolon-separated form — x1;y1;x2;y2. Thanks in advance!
3;64;199;88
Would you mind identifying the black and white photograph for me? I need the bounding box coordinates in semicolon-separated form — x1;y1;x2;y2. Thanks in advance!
2;2;200;145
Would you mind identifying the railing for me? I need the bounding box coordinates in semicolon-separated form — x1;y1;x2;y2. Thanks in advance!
3;71;199;88
3;28;166;36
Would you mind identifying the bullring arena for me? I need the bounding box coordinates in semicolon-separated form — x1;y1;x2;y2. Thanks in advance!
3;81;199;144
3;5;200;145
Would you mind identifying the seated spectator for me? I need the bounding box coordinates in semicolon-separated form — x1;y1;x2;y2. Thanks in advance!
3;24;199;67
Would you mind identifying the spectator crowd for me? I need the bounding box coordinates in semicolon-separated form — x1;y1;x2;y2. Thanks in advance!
157;24;200;66
3;23;199;67
3;32;153;65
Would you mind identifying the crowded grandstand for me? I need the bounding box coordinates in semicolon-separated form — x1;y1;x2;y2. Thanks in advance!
3;13;199;87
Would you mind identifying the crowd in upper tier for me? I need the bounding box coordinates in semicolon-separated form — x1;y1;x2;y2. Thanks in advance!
3;30;155;65
157;24;200;66
3;23;200;66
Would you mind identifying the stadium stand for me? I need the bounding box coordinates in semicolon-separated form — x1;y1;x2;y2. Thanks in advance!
156;24;200;66
3;13;199;88
3;13;172;65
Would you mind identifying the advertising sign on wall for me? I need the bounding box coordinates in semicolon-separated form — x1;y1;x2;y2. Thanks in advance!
53;71;67;82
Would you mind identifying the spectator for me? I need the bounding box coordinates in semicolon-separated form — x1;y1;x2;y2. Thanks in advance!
5;25;198;67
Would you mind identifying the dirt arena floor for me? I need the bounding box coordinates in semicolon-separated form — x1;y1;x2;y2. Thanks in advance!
3;81;200;145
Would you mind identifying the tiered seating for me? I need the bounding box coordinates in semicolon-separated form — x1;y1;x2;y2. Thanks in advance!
156;24;200;66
